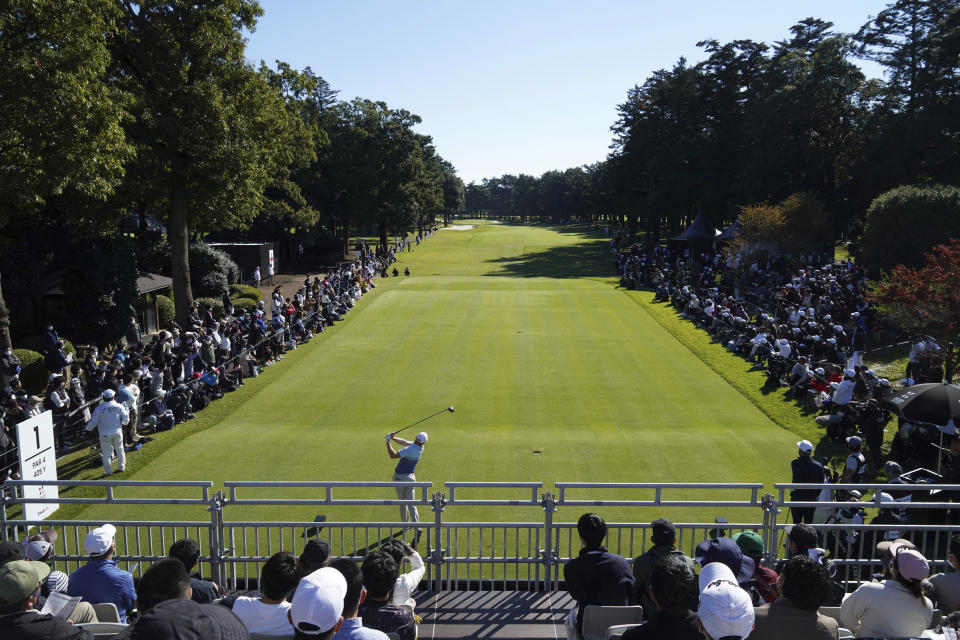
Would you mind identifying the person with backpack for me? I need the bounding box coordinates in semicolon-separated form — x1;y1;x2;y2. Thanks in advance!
841;436;867;484
632;518;695;619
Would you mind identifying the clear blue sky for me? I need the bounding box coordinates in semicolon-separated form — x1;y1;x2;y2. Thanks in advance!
244;1;890;184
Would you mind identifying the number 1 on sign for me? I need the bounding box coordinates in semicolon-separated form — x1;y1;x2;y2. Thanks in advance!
34;425;40;449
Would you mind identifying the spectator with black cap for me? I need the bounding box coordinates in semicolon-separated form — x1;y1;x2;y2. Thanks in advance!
0;559;91;640
299;539;331;578
563;513;636;639
750;555;838;640
631;518;694;619
790;440;823;524
695;537;759;604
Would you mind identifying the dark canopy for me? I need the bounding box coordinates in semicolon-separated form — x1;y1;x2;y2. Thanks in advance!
672;212;720;241
717;218;741;241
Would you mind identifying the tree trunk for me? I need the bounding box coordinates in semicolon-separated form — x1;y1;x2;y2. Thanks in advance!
169;180;193;325
0;272;12;352
341;217;350;259
137;200;149;265
379;221;388;251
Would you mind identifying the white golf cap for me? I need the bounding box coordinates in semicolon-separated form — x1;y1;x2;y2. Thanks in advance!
843;368;856;378
416;432;428;444
102;389;115;400
796;440;814;453
290;567;347;634
84;524;116;555
698;562;755;639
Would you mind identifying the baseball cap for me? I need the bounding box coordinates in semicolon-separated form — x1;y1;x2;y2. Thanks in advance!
0;560;50;609
651;518;676;545
23;529;57;562
846;436;862;448
697;562;755;639
733;531;764;559
695;537;755;584
130;598;248;640
102;389;116;400
84;524;116;555
796;440;814;454
299;539;330;568
843;368;856;378
415;432;428;444
290;567;347;635
891;543;929;581
785;523;819;549
0;541;25;565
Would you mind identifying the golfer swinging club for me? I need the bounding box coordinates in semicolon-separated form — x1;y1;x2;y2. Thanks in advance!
386;430;428;544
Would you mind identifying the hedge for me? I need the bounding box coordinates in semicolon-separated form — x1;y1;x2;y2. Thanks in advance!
14;349;46;394
195;297;225;320
230;283;262;303
157;295;175;328
230;297;258;315
17;336;75;357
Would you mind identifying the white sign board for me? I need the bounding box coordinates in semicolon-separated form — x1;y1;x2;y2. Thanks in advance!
268;249;274;267
16;411;59;522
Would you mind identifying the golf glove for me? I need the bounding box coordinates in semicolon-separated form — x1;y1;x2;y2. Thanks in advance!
385;434;392;442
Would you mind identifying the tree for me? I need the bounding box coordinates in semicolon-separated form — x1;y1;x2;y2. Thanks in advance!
441;168;465;225
868;238;960;380
860;184;960;272
731;203;785;260
0;0;131;350
109;0;296;325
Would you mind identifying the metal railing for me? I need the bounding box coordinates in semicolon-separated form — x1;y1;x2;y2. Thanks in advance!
3;479;959;593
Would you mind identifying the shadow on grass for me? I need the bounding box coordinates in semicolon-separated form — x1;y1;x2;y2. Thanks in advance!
484;237;614;278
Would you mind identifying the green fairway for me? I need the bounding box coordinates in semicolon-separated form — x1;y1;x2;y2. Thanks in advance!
70;222;800;529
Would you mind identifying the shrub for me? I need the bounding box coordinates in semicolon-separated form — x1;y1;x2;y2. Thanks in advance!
17;336;75;357
157;294;175;328
230;296;258;315
229;283;262;303
861;184;960;272
190;243;240;298
14;349;45;394
195;297;225;320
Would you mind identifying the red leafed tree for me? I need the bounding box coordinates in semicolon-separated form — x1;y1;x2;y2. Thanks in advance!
868;239;960;381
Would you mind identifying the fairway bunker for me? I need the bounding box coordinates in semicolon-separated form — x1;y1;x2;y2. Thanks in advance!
439;224;474;231
532;450;542;454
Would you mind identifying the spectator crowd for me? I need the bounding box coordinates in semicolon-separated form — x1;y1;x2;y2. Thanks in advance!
0;232;427;481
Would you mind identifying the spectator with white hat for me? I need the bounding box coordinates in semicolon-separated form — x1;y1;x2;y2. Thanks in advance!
67;523;137;622
20;528;97;624
290;566;348;639
790;440;822;524
696;561;754;640
84;388;130;475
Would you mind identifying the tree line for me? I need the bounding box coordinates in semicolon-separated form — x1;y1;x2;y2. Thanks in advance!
0;0;465;347
465;2;960;258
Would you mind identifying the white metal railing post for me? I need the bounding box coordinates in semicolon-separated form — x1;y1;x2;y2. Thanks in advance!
761;493;779;567
541;491;557;590
207;490;226;587
0;483;8;541
430;491;446;592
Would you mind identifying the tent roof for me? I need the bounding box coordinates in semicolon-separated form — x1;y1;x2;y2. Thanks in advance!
717;218;741;240
671;212;720;241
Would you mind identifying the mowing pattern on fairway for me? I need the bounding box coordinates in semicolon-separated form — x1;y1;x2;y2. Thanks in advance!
74;223;799;524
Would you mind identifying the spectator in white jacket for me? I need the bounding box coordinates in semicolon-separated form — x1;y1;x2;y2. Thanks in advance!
85;389;129;475
839;543;932;637
380;539;426;611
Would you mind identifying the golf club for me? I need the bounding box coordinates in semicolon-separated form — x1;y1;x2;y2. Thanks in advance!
389;406;454;437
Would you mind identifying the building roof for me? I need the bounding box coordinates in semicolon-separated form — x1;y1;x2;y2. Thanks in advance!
137;272;173;294
671;212;720;241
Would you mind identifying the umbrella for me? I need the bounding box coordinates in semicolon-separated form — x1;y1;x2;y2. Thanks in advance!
882;382;960;427
882;382;960;474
